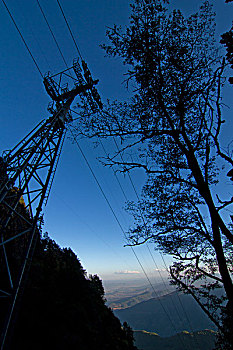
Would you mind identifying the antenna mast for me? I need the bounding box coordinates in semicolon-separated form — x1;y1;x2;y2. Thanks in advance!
0;58;102;349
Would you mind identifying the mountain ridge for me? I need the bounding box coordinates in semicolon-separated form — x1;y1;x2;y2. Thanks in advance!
134;329;217;350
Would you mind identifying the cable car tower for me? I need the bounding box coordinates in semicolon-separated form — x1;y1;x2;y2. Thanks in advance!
0;58;102;348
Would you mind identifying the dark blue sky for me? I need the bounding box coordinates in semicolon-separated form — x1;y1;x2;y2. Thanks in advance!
0;0;232;281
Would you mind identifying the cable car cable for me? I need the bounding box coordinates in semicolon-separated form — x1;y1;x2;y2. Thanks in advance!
112;137;201;350
2;2;203;346
1;0;43;78
56;0;82;60
68;127;189;347
36;0;69;70
159;252;201;349
109;138;190;350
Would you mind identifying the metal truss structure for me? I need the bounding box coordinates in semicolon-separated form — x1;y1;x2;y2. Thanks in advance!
0;58;102;349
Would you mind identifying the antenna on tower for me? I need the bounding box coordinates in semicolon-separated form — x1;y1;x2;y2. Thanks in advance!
0;58;102;349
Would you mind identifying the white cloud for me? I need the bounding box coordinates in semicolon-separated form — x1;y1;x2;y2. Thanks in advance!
114;270;140;275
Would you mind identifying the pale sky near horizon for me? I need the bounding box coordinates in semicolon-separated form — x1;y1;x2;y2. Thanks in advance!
0;0;232;283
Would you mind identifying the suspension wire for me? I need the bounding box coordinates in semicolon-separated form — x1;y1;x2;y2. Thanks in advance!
52;192;138;276
56;0;83;60
16;1;52;72
68;127;129;236
102;140;182;304
159;252;202;350
99;140;128;202
99;139;188;350
68;127;189;347
112;138;201;349
112;137;201;350
148;247;199;350
65;128;138;259
0;0;156;341
1;0;202;344
38;0;129;241
146;246;187;330
1;0;43;78
36;0;69;70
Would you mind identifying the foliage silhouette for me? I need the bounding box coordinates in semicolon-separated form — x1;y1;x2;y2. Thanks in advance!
7;234;138;349
221;1;233;85
74;0;233;345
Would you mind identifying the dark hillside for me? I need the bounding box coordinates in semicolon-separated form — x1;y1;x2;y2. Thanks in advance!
0;162;137;349
3;235;137;350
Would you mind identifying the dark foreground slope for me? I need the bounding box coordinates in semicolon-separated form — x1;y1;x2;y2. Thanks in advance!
115;291;216;337
6;236;137;350
134;329;217;350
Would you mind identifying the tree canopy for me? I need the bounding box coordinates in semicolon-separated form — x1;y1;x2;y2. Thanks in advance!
74;0;233;346
221;1;233;84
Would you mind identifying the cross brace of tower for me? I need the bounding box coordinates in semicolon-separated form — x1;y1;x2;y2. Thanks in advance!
0;57;102;349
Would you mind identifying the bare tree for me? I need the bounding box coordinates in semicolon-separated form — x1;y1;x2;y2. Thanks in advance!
74;0;233;343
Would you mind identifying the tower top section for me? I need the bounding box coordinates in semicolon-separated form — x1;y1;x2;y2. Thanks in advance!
43;58;103;119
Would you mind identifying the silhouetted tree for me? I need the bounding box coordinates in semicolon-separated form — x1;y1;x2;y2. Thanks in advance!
74;0;233;343
123;321;136;349
215;2;233;349
89;274;106;302
221;1;233;84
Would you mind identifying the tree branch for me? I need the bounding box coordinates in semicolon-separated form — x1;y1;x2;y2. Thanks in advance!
195;255;223;283
216;194;233;212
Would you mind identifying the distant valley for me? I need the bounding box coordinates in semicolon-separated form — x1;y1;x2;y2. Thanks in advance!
105;279;174;310
113;290;216;337
104;279;218;349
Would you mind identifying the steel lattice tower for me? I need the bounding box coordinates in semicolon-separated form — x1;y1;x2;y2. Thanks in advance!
0;58;102;349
